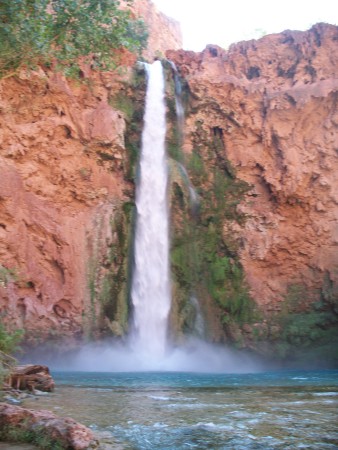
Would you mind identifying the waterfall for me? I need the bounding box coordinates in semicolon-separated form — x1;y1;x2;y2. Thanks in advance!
169;61;184;143
169;60;200;213
130;60;171;360
53;64;261;373
178;162;200;214
170;61;203;336
190;295;205;338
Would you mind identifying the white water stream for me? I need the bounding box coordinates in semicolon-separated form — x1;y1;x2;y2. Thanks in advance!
130;61;171;360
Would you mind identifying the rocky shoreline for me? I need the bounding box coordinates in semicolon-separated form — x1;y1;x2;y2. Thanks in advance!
0;365;99;450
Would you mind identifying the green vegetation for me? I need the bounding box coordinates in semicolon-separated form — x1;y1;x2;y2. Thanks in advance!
0;425;64;450
189;150;255;325
85;201;134;338
169;117;257;338
0;323;23;355
269;280;338;365
120;66;146;181
110;92;135;122
0;322;23;389
167;124;183;162
0;264;19;287
0;0;148;78
100;202;134;332
187;150;207;184
86;256;98;335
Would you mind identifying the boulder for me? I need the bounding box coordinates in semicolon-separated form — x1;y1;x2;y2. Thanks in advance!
8;365;55;393
0;403;99;449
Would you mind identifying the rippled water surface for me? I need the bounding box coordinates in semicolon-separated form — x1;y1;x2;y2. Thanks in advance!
23;370;338;449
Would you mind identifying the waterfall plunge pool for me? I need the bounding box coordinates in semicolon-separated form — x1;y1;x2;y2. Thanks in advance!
22;370;338;449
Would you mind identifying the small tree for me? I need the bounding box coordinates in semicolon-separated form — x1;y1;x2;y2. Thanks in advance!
0;0;148;77
0;323;23;389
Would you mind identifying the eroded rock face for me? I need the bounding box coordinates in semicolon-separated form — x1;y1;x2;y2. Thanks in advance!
167;23;338;323
0;64;134;345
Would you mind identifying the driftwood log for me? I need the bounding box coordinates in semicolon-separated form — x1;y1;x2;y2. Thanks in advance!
7;364;55;392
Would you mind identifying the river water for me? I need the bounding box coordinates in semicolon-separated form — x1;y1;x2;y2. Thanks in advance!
22;370;338;449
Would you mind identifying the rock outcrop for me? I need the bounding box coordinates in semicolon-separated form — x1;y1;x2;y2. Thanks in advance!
0;0;182;348
125;0;182;60
7;365;55;393
0;403;98;449
166;24;338;362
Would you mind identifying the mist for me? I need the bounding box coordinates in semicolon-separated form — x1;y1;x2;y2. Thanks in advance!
23;338;265;374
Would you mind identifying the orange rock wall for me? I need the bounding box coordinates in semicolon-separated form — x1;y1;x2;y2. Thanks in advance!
0;67;130;343
167;23;338;312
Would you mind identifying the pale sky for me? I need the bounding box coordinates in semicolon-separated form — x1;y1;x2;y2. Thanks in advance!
152;0;338;51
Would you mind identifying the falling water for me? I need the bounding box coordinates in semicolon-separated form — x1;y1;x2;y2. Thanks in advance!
130;60;171;360
169;61;184;143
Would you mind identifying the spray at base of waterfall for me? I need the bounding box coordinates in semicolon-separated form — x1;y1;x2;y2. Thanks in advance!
31;338;264;373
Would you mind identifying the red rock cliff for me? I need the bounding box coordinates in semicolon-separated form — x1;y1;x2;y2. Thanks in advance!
167;23;338;315
0;66;129;344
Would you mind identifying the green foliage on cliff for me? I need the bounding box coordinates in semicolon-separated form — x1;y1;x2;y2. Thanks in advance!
269;280;338;364
0;0;148;78
98;202;134;335
170;130;257;337
0;265;19;287
0;323;23;355
84;202;134;338
121;65;147;181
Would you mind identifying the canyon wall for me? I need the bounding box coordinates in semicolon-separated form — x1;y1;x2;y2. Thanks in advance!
0;7;337;364
167;23;338;363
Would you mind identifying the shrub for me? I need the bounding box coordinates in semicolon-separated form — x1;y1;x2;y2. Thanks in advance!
0;0;148;78
0;265;18;287
0;323;23;389
0;324;23;355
